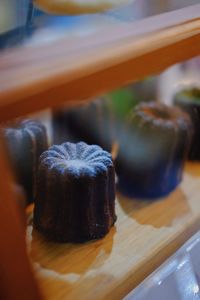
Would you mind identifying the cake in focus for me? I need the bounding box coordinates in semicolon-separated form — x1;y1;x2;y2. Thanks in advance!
34;142;116;243
4;120;48;204
116;102;193;199
174;87;200;160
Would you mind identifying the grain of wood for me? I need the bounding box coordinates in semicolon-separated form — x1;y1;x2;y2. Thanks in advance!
27;162;200;300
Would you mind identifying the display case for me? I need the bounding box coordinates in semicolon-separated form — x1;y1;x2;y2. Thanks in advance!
0;1;200;300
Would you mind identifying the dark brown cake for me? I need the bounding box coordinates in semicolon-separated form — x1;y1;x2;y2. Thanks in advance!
116;102;193;199
34;142;116;243
4;119;48;204
52;99;114;152
174;87;200;160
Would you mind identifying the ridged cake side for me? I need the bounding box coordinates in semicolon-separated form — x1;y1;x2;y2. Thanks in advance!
4;120;48;204
34;142;116;243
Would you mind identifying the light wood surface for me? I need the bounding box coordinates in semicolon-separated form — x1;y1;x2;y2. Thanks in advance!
0;5;200;121
27;162;200;300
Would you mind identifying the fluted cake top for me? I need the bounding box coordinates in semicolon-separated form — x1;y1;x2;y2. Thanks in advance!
4;119;46;135
40;142;113;178
174;88;200;105
130;102;191;130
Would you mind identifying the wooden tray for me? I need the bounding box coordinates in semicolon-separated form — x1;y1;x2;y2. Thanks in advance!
0;5;200;121
27;162;200;300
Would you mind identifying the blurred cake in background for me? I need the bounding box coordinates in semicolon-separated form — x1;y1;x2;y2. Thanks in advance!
4;119;48;204
174;87;200;161
106;77;158;117
52;98;115;153
105;77;158;142
52;77;158;157
116;102;192;199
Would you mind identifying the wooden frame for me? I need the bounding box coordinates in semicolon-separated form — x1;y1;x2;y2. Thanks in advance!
0;139;43;300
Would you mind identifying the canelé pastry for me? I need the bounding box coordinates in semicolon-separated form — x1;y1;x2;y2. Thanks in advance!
52;99;114;152
116;102;192;199
174;87;200;160
34;142;116;243
4;120;48;204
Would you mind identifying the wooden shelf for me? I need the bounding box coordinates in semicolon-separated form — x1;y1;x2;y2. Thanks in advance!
27;162;200;300
0;4;200;121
